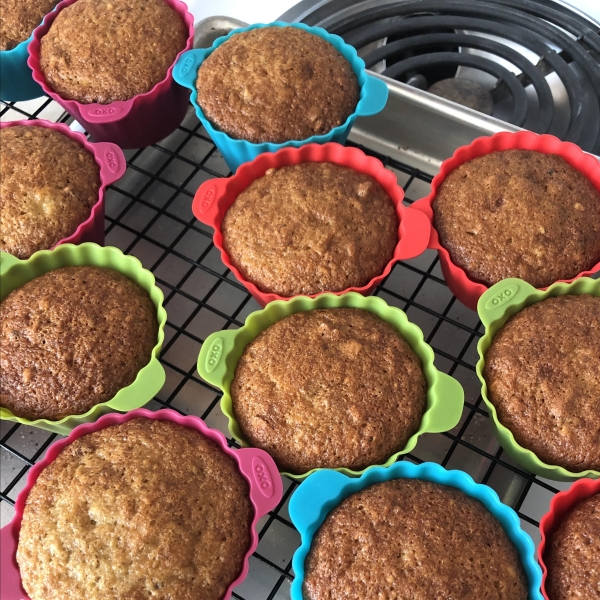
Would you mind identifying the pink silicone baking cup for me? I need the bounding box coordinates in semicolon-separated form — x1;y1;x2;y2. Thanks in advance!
412;131;600;311
193;142;431;307
1;119;126;250
27;0;194;148
538;478;600;600
0;408;283;600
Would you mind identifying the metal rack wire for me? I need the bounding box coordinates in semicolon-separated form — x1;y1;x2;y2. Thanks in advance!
1;96;565;600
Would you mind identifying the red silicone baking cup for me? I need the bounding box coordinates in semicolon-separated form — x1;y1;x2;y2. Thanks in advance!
0;408;283;600
1;119;126;250
192;142;431;307
412;131;600;311
538;478;600;600
27;0;194;149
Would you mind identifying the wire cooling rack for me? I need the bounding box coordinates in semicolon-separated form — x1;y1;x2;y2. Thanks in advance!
1;96;569;600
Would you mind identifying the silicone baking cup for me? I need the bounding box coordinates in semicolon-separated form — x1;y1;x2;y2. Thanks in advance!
0;408;283;600
192;142;431;306
27;0;194;148
288;461;543;600
198;292;464;480
538;477;600;600
173;22;389;172
476;276;600;481
1;119;126;251
412;131;600;311
0;243;167;435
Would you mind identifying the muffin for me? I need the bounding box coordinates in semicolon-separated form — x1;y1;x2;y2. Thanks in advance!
39;0;188;103
195;26;359;143
545;493;600;600
17;417;254;600
433;150;600;288
304;479;529;599
0;125;101;258
222;162;398;297
0;0;58;51
231;308;427;474
484;294;600;472
0;265;158;421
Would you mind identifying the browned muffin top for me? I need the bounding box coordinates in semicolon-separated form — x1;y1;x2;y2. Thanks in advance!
0;125;100;259
433;150;600;288
17;418;254;600
545;493;600;600
195;26;359;143
0;266;158;421
0;0;58;51
39;0;188;104
304;479;529;600
222;163;398;297
231;308;427;474
484;294;600;472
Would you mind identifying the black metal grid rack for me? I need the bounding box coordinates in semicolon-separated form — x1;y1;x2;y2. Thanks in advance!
1;96;569;600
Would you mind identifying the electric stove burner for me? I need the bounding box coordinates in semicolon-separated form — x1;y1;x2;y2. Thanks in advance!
281;0;600;153
428;78;494;115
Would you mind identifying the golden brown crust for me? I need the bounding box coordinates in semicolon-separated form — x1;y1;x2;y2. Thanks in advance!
546;494;600;600
196;27;359;143
304;479;529;600
231;308;426;474
39;0;188;104
222;163;398;297
0;0;58;51
0;126;100;259
484;294;600;472
433;150;600;288
17;418;254;600
0;266;158;421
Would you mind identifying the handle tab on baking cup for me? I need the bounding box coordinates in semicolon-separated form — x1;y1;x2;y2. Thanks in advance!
0;251;21;276
192;178;227;227
237;448;282;515
173;49;208;86
356;74;389;116
478;279;537;328
0;524;27;600
426;372;464;433
289;470;349;533
94;142;127;182
396;207;431;260
79;100;132;123
197;329;237;386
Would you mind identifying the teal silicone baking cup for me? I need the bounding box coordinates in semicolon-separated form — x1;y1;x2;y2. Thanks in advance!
476;277;600;481
0;243;167;435
198;292;464;480
289;462;543;600
173;21;389;172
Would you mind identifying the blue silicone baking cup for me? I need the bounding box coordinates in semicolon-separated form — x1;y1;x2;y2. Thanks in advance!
0;35;45;102
0;2;59;102
289;461;543;600
173;21;389;172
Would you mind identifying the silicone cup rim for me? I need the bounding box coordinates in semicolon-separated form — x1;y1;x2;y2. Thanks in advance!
1;407;283;600
288;461;543;600
173;21;389;170
537;477;600;599
411;130;600;311
191;142;431;306
0;243;168;435
0;119;126;251
26;0;195;124
475;276;600;480
197;291;464;480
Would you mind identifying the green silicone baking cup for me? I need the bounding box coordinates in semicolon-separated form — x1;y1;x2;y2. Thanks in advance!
0;244;167;435
198;292;464;480
476;277;600;481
